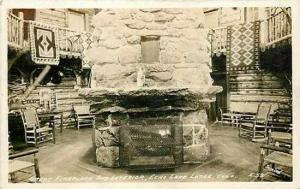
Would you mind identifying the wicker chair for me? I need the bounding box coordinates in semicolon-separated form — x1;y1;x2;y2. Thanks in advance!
239;102;272;142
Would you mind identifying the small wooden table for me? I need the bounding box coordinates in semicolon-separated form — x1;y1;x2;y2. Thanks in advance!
38;111;63;133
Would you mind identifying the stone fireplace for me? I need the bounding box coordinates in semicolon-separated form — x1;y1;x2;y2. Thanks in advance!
79;9;222;168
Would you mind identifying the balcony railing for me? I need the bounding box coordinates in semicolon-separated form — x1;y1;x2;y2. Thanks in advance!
210;26;227;57
265;7;291;46
8;12;86;58
210;8;292;56
57;27;83;58
8;12;24;48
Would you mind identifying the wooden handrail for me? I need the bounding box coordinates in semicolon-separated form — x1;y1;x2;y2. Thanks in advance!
8;12;22;21
9;148;39;159
260;144;292;154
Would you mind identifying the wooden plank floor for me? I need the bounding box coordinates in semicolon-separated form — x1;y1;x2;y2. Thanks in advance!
16;123;262;182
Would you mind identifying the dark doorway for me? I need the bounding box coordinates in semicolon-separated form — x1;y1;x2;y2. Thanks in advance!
209;54;228;122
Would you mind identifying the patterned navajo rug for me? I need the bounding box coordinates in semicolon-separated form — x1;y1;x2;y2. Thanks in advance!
29;21;60;65
226;21;260;71
80;32;93;69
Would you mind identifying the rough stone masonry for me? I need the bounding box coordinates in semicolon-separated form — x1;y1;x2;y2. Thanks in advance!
79;9;222;168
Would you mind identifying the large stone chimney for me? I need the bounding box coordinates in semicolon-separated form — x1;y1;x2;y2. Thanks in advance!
79;9;222;168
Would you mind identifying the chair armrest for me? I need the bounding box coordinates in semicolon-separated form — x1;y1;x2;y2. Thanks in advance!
219;107;223;115
9;148;39;159
260;144;292;155
241;113;255;118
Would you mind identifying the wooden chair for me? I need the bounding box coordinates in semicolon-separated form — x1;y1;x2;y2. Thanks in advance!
73;105;95;130
39;88;54;111
9;148;40;183
258;127;293;181
239;102;272;142
257;143;292;181
21;108;55;146
219;107;242;127
267;126;292;150
219;102;255;127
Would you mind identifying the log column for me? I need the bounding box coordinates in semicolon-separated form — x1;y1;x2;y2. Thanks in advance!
23;65;52;99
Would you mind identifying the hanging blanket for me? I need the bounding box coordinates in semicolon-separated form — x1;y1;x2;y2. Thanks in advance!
80;32;93;69
29;21;60;65
226;21;260;71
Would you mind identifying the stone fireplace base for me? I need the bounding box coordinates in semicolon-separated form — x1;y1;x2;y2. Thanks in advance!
80;86;221;168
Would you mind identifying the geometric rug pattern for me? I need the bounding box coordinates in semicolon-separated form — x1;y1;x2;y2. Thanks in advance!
29;21;60;65
226;21;260;71
80;32;93;69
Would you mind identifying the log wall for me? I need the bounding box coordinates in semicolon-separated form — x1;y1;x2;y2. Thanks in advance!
35;9;95;31
27;86;88;129
228;70;291;113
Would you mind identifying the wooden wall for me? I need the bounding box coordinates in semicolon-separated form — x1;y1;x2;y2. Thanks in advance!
35;9;67;27
9;72;89;129
35;9;95;31
229;70;290;114
26;86;87;129
12;8;95;31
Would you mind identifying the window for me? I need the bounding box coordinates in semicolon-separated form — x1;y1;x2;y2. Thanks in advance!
68;10;86;32
141;36;160;63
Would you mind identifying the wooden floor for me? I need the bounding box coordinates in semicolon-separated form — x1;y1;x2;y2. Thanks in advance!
15;123;262;182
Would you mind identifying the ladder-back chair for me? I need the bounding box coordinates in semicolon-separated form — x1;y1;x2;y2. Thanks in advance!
73;105;95;130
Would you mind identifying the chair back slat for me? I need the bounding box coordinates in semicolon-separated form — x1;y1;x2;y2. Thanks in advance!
256;103;272;121
22;109;39;128
74;105;90;115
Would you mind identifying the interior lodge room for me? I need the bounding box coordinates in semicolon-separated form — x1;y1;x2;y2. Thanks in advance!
6;7;292;183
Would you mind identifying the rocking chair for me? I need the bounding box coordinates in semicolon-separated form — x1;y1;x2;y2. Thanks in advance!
21;108;55;146
239;102;272;142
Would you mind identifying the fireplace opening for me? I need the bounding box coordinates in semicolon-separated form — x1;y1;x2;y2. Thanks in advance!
119;116;183;169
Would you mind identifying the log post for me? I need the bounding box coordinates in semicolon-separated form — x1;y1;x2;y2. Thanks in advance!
18;12;24;47
23;65;52;99
257;148;265;181
75;72;82;88
60;113;63;133
258;8;268;50
8;50;27;71
33;153;41;182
